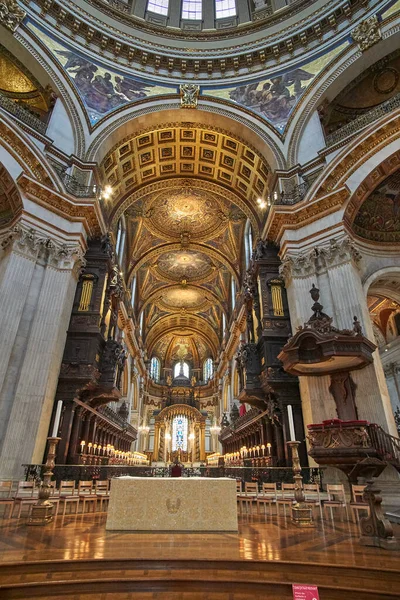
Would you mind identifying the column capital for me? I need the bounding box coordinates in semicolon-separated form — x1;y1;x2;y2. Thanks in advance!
279;235;362;284
0;223;86;275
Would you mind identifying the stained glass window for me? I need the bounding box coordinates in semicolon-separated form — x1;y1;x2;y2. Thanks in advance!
172;415;188;451
182;0;202;20
147;0;169;15
150;356;160;381
203;358;213;382
215;0;236;18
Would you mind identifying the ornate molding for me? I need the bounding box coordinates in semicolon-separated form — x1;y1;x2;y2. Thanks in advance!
180;84;199;109
351;15;382;52
279;235;362;282
0;223;86;273
0;0;26;32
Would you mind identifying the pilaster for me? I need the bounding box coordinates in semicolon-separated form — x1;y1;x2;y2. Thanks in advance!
280;234;397;438
0;223;85;478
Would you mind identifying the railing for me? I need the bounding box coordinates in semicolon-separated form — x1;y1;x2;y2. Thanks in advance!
98;404;136;435
23;464;325;487
0;93;47;135
325;93;400;147
53;167;98;198
367;423;400;469
274;181;309;206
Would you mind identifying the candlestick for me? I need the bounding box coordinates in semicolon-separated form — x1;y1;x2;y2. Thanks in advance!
51;401;62;438
28;437;60;526
287;404;296;441
287;441;314;528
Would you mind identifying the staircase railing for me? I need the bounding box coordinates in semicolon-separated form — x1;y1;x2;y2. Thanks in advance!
367;423;400;468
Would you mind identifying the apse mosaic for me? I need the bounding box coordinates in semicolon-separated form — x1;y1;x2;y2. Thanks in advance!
203;43;347;132
27;22;174;124
353;169;400;242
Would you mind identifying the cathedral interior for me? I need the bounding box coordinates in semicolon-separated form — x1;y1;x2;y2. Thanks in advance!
0;0;400;598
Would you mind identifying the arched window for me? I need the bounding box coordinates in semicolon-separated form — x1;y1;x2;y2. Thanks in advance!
203;358;214;382
147;0;169;15
215;0;236;18
222;312;226;335
244;219;253;268
231;276;236;310
139;311;144;337
115;216;126;264
150;356;160;381
182;0;202;20
174;361;189;378
130;276;136;307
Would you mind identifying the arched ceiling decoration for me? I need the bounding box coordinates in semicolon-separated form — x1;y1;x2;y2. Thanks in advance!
151;333;213;368
106;123;264;371
0;163;22;226
353;168;400;243
101;125;271;222
319;48;400;139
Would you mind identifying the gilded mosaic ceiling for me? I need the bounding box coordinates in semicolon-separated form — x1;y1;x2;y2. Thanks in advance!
112;125;261;365
353;169;400;243
154;250;214;283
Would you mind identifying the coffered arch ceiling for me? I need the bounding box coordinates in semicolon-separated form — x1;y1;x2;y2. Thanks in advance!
102;123;266;365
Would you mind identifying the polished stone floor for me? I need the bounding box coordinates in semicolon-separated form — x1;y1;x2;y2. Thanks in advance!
0;511;398;566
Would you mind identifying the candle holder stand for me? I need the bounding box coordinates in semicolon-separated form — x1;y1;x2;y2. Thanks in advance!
28;437;60;526
287;441;314;528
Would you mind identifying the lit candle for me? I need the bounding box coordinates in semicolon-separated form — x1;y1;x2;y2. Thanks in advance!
267;443;271;455
80;440;85;453
287;405;296;441
88;442;92;454
51;400;63;437
261;444;265;456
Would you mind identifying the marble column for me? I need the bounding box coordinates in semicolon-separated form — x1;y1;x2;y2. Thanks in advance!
0;224;85;479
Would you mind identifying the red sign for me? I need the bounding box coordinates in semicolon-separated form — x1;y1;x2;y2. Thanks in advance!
292;584;320;600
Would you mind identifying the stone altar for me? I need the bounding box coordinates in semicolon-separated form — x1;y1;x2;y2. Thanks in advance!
106;477;238;531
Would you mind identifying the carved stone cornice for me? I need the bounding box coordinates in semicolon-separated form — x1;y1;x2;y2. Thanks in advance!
17;174;103;238
265;187;349;243
0;0;26;32
0;223;86;273
23;0;369;81
351;15;382;52
279;235;362;283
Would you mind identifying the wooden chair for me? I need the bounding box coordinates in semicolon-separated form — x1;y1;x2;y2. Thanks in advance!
256;483;277;517
78;481;97;513
58;481;79;517
323;484;349;522
0;481;14;519
95;480;110;512
350;485;369;525
276;483;296;517
12;481;38;518
239;482;258;515
304;483;322;518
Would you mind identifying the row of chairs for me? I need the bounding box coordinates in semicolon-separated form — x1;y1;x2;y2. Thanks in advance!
236;482;369;523
0;480;110;519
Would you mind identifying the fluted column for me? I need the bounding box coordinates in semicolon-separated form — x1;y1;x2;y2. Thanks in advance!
199;423;206;461
0;224;85;478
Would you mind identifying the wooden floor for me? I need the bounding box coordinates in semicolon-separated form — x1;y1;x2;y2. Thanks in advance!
0;512;399;599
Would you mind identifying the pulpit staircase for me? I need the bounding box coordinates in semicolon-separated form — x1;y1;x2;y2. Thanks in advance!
367;424;400;473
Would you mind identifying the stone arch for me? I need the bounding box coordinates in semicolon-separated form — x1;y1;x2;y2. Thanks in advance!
0;163;23;227
286;29;400;167
86;101;285;170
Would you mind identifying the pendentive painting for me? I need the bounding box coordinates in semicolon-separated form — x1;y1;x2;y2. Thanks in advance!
27;22;175;124
353;169;400;242
203;43;347;133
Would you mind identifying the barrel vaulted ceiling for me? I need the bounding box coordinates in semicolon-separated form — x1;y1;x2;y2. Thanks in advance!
101;123;265;367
